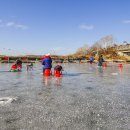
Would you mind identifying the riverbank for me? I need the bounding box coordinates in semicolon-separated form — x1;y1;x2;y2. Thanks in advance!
0;59;130;63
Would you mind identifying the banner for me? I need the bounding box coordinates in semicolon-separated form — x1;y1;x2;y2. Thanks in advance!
4;56;9;61
22;57;27;60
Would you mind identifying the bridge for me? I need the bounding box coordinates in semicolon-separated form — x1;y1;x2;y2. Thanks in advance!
116;44;130;56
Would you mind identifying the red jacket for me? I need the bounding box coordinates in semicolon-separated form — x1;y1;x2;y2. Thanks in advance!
11;64;17;69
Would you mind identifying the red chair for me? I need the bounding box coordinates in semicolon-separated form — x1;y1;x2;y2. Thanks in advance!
103;63;107;67
54;70;62;77
118;64;123;68
11;64;17;70
44;69;52;76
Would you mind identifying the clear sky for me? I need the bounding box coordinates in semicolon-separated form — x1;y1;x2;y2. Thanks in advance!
0;0;130;55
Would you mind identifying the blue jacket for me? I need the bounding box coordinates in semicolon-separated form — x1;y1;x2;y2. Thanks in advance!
42;56;52;69
89;57;95;62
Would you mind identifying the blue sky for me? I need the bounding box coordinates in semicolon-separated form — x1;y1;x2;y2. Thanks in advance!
0;0;130;55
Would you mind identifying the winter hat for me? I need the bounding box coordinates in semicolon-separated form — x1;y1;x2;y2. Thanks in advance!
45;53;50;56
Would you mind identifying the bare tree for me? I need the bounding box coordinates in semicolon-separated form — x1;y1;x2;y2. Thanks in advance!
92;35;115;49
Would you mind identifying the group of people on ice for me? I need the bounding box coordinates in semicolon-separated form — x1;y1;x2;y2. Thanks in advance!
10;53;104;74
10;53;63;76
10;59;23;72
89;55;104;66
42;53;63;76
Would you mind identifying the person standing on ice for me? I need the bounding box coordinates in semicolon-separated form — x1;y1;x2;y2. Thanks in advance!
42;53;52;73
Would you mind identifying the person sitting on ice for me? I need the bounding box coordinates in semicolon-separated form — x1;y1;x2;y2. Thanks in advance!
54;65;63;71
10;63;17;71
10;63;22;72
54;64;63;76
16;58;22;71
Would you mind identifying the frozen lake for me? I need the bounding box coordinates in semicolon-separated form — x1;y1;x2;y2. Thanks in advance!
0;63;130;130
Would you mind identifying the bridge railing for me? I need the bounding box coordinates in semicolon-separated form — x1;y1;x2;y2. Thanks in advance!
116;44;130;50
